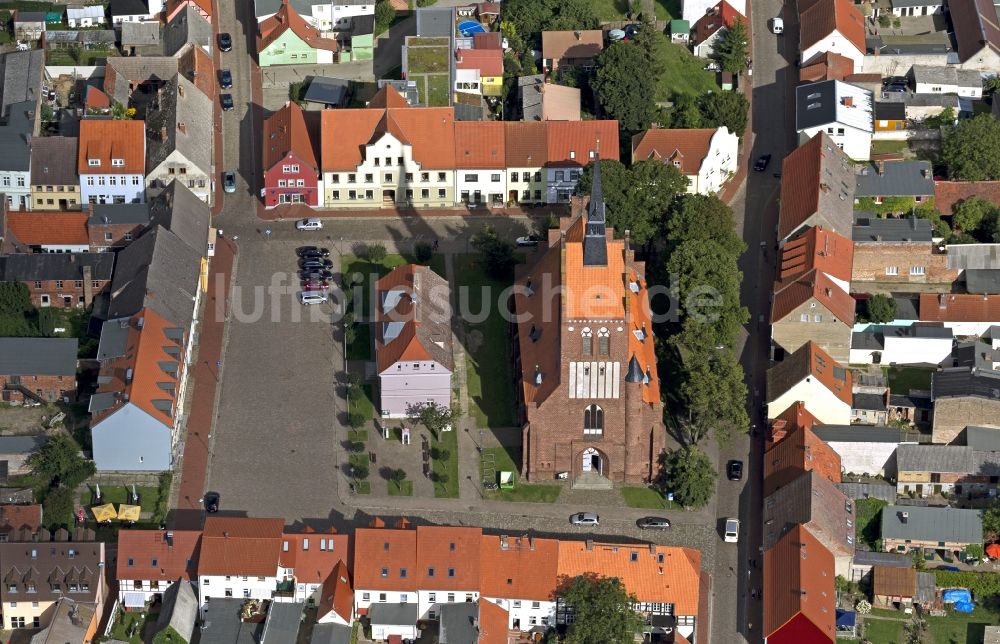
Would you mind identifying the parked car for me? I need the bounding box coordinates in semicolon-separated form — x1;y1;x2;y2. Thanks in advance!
772;17;784;34
637;516;671;529
204;492;220;513
219;68;233;89
302;281;329;291
300;270;334;281
297;246;330;257
220;93;234;111
299;248;331;259
753;154;772;171
222;171;236;193
299;292;329;305
938;565;960;572
218;32;232;52
569;512;600;526
727;460;744;481
296;217;323;231
300;258;334;269
516;235;540;247
724;518;740;543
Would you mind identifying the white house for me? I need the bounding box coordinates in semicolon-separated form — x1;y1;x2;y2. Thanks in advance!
849;324;955;366
683;0;745;23
631;126;738;196
796;79;874;161
889;0;943;16
109;0;164;23
116;530;201;605
279;533;352;614
812;425;910;476
799;0;866;72
455;121;506;207
767;341;854;425
911;65;983;98
254;0;374;32
67;5;106;27
198;517;286;615
78;119;146;205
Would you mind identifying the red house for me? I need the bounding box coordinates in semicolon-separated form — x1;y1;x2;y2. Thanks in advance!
262;101;321;208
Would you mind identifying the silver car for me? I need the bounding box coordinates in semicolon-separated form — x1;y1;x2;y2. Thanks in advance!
296;217;323;231
570;512;600;526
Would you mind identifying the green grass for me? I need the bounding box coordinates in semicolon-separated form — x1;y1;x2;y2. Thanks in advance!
348;384;375;422
658;43;718;98
926;606;1000;644
407;40;450;72
46;48;115;66
79;485;162;523
589;0;680;20
621;486;668;509
863;617;905;644
355;480;371;494
424;73;451;107
856;497;888;551
453;255;520;428
871;140;909;156
108;608;157;642
388;479;413;496
482;446;562;503
431;428;459;498
886;366;933;394
348;429;369;443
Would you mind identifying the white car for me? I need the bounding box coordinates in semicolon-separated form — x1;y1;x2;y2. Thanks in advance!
299;292;329;305
296;218;323;231
724;518;740;543
516;235;540;247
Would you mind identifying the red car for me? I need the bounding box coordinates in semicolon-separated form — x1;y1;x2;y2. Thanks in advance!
302;281;330;291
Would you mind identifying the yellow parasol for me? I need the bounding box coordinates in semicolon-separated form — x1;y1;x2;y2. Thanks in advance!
117;504;141;522
90;503;117;523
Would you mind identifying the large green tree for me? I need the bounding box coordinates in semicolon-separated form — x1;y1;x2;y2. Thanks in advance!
716;18;749;75
501;0;598;47
632;15;671;101
471;225;516;279
678;350;749;443
698;90;750;137
942;114;1000;181
952;197;1000;242
556;575;643;644
28;434;95;489
862;294;897;323
665;93;704;129
663;445;716;508
593;42;656;132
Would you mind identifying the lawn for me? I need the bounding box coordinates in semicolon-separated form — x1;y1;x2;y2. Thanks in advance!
348;384;375;423
46;48;115;66
589;0;680;20
886;366;933;394
348;429;369;443
863;617;905;644
431;428;459;498
621;486;668;509
406;37;451;107
871;140;910;156
658;43;719;98
388;479;414;496
107;607;158;643
482;446;562;503
79;485;163;524
342;253;412;359
424;74;451;108
926;606;1000;644
453;255;519;428
855;497;888;551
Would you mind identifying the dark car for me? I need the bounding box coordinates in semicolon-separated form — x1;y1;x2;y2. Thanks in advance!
727;460;744;481
623;24;640;39
300;258;334;269
219;68;233;89
297;246;330;257
637;516;671;529
220;93;234;111
938;565;960;572
299;248;331;259
218;32;233;52
204;492;220;513
300;269;334;281
753;154;772;171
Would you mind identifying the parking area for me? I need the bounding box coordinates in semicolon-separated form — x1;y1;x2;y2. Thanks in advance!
205;232;342;523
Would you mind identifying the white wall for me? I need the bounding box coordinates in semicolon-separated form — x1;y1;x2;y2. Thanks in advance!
456;169;506;205
799;125;872;161
693;127;738;195
486;596;555;630
801;32;863;73
200;573;280;612
883;336;953;365
826;440;900;476
81;173;145;205
768;379;852;424
891;4;942;16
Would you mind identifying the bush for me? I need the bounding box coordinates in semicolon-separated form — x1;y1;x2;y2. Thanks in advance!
348;412;367;429
414;241;433;263
365;242;387;263
352;463;370;480
933;570;1000;598
43;486;76;530
417;0;436;5
374;0;395;37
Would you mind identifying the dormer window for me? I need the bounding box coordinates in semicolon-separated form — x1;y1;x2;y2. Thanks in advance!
88;159;100;167
111;158;124;167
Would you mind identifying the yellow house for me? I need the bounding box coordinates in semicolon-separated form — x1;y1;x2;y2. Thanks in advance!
30;136;81;211
456;48;504;97
504;122;547;205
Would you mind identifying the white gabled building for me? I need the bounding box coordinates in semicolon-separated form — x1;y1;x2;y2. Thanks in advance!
631;126;738;196
254;0;374;32
198;517;286;615
78;119;147;205
796;80;874;161
767;341;854;425
116;530;201;605
911;65;983;98
455;121;507;206
798;0;866;72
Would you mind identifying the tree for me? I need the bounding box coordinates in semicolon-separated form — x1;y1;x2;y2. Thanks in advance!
592;42;656;132
698;91;749;137
662;445;716;508
545;0;600;31
40;102;54;123
632;15;670;100
942;114;1000;181
984;499;1000;542
28;434;95;489
678;351;749;443
556;575;643;644
374;0;395;37
42;486;76;531
414;241;433;263
365;242;387;263
914;200;951;238
0;282;32;315
501;0;553;46
409;402;459;439
520;48;538;75
864;294;897;323
665;93;704;129
716;18;749;75
953;197;1000;241
471;225;516;279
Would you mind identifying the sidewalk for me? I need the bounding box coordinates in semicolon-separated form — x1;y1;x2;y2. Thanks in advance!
257;202;568;221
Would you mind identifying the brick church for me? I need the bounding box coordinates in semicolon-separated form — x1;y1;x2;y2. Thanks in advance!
511;161;665;484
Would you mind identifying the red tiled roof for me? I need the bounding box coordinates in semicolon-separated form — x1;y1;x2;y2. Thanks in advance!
455;121;506;168
279;532;349;586
85;85;110;109
116;529;201;583
771;226;856;325
473;32;502;50
368;85;410;109
799;0;865;57
352;527;418;591
478;599;508;644
693;1;742;46
4;211;89;245
258;0;338;53
0;504;41;533
542;30;604;63
764;425;842;497
455;48;503;76
950;0;1000;63
764;526;836;643
504;121;547;167
264;101;320;173
199;517;284;577
373;264;453;374
546;120;618;166
631;128;716;175
799;51;855;82
771;270;855;326
78;119;145;175
478;535;559;600
920;293;1000;322
778;132;853;239
934;180;1000;215
415;526;482;590
768;400;821;444
317;560;353;623
768;341;852;406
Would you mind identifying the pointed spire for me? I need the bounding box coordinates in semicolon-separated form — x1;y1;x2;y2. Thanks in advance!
583;152;608;267
625;354;644;383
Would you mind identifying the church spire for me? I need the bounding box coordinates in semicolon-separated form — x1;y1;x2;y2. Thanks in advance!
583;151;607;266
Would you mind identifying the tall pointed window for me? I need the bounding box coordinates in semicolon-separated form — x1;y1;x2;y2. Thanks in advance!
584;405;603;434
598;327;610;356
581;327;593;355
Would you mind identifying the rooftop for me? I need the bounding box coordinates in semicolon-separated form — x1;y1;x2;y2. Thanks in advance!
852;213;934;242
766;341;853;406
880;505;983;543
0;338;77;377
855;160;934;198
778;132;856;239
797;80;874;133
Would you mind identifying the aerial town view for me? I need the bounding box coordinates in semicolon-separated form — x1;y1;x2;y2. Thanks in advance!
2;0;1000;641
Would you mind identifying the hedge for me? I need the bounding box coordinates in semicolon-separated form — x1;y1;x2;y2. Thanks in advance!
933;570;1000;599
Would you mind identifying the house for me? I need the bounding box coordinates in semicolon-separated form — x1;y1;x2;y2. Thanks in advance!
949;0;1000;70
78;119;147;205
896;443;1000;497
0;541;106;631
0;50;45;210
116;529;201;604
262;101;321;208
945;245;1000;298
67;5;105;28
13;11;46;40
691;1;742;59
873;102;907;135
852;390;889;424
541;30;603;74
0;437;46;477
875;92;961;122
198;517;286;611
763;526;837;644
258;1;339;67
164;0;211;22
880;505;983;553
849;324;954;366
455;48;503;97
851;215;957;290
121;21;162;56
87;182;212;253
767;398;821;445
454;121;507;206
145;75;215;203
260;602;305;642
764;405;842;496
30;597;100;643
374;265;453;418
1;211;91;253
518;75;581;122
683;0;746;22
511;161;664;484
544;120;618;203
340;15;374;62
110;0;161;23
812;426;905;477
478;534;559;631
670;19;690;43
855;160;934;205
872;565;916;608
254;0;375;32
303;76;350;108
87;203;151;251
770;225;855;364
153;579;199;642
505;121;547;205
930;367;1000;444
439;600;507;644
889;0;943;16
102;56;181;106
278;531;351;610
796;80;874;161
0;253;114;309
163;4;213;56
766;341;853;424
198;598;264;642
911;65;983;98
631;127;738;196
920;293;1000;336
850;550;912;585
0;504;42;542
30;137;81;211
314;560;353;624
0;339;77;404
778;132;855;240
798;0;866;72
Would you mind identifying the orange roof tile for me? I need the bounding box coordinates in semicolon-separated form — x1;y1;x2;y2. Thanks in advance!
0;504;41;533
546;120;618;166
771;269;856;326
373;264;454;374
455;121;506;168
352;527;418;591
116;529;201;583
768;341;852;407
478;599;509;644
542;30;604;63
178;45;216;99
368;85;410;109
504;121;547;167
692;2;742;47
456;48;503;76
764;426;842;497
564;233;627;319
4;212;89;246
777;226;854;284
478;535;559;600
320;104;456;171
920;293;1000;322
764;526;836;643
631;128;716;175
799;51;855;82
279;532;349;586
85;85;110;110
809;341;852;405
415;526;482;590
556;542;701;615
778;132;854;240
799;0;865;57
768;400;822;446
627;270;661;405
264;101;320;173
258;0;338;53
317;560;354;623
934;180;1000;215
199;517;284;577
78;119;145;175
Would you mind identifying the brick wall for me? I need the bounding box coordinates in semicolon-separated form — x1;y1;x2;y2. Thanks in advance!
772;299;852;364
851;242;959;287
0;374;76;403
932;398;1000;444
21;278;110;308
87;222;145;251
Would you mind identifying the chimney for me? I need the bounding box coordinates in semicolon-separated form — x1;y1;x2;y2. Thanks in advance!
178;83;184;97
877;160;884;176
939;294;947;309
585;539;594;551
574;31;581;39
82;264;93;306
901;511;909;523
178;122;186;134
160;127;168;141
825;287;832;297
842;96;854;107
819;183;830;193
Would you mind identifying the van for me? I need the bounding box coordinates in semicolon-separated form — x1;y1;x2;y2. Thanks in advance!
299;292;329;305
772;17;784;34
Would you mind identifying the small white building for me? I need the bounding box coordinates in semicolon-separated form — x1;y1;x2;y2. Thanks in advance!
849;324;955;366
796;79;874;161
631;126;738;196
812;425;909;476
67;5;106;27
889;0;943;16
255;0;374;32
767;341;854;425
911;65;983;98
799;0;866;72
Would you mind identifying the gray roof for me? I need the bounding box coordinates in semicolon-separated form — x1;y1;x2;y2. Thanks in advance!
0;435;46;456
852;550;912;567
199;598;261;644
145;74;214;178
911;65;982;88
30;598;96;644
888;393;933;409
44;30;115;45
852;213;934;243
439;602;479;644
67;5;106;19
105;57;180;106
877;92;962;109
855;161;934;198
109;0;151;17
953;339;1000;372
260;602;303;643
163;5;212;57
763;470;854;556
932;367;1000;401
89;203;152;226
874;101;906;121
947;244;1000;270
854;392;887;411
121;21;161;47
0;101;35;171
310;624;352;644
107;226;203;329
853;330;884;350
416;7;454;37
368;602;419;626
148;182;211;256
915;571;936;605
350;14;374;35
838;480;897;502
1;50;44;117
968;426;1000;451
966;270;1000;294
519;74;545;122
0;252;115;282
30;137;79;187
154;580;198;642
812;425;906;443
893;296;920;320
0;338;77;377
304;77;350;106
97;317;131;361
14;11;46;22
897;444;972;473
377;79;420;106
880;505;983;544
891;0;940;6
